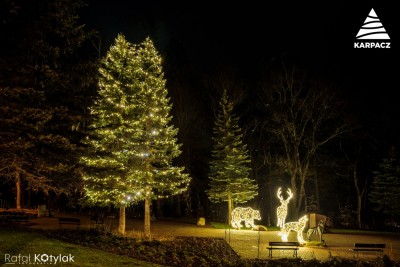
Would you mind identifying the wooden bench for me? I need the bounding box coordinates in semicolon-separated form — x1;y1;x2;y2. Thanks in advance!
268;242;300;258
10;214;30;222
1;212;30;223
353;243;385;257
58;217;80;229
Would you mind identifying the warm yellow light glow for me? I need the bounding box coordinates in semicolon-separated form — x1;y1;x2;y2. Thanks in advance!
276;187;293;228
231;207;261;230
278;215;308;243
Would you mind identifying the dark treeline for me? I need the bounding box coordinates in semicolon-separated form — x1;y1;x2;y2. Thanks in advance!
0;0;399;230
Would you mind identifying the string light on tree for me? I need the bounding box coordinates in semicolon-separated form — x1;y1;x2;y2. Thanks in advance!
80;35;190;237
207;89;258;225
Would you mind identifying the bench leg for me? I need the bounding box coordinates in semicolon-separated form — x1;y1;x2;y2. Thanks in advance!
353;250;358;258
268;249;298;258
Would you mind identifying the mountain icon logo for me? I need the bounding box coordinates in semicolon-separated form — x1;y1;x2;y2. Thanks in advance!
356;8;390;40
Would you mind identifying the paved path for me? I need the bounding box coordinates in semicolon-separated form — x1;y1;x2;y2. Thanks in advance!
26;215;400;261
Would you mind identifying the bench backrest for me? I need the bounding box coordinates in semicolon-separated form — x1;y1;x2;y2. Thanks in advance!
59;218;80;222
354;243;385;248
269;242;300;246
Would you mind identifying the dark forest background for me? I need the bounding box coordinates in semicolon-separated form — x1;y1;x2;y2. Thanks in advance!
1;0;399;230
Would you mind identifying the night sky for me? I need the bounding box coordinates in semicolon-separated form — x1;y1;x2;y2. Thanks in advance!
81;1;398;94
80;1;400;149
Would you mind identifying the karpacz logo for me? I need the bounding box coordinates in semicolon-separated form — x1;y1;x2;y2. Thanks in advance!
354;42;390;48
354;8;391;49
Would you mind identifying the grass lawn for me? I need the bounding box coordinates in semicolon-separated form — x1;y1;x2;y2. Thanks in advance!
0;228;163;266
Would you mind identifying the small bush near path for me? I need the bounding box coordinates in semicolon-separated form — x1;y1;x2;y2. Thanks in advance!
42;229;240;266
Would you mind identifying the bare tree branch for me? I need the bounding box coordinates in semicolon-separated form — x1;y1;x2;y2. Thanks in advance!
259;66;349;216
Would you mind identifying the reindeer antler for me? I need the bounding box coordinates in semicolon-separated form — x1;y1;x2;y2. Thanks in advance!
277;187;283;201
287;189;293;200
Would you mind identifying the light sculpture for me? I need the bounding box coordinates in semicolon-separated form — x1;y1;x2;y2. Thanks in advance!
276;187;293;228
278;215;308;243
231;207;261;230
307;219;325;242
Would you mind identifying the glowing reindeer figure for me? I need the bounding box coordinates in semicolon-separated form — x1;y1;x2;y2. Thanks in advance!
276;188;293;228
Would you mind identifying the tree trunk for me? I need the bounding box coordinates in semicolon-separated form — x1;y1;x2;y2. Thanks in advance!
290;173;298;219
228;191;233;226
297;159;311;216
295;146;303;217
16;171;21;209
118;205;126;235
175;195;181;217
297;179;306;215
27;188;31;209
314;172;320;211
357;195;362;229
144;189;151;239
157;199;163;218
268;183;274;224
353;166;364;229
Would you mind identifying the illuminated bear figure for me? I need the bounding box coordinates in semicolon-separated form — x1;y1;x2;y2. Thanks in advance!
231;207;261;230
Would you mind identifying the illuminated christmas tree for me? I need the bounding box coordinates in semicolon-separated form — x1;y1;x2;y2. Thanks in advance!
207;89;258;224
81;35;189;236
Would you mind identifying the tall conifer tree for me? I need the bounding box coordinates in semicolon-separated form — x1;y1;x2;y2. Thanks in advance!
207;89;258;224
0;0;97;209
81;35;189;236
369;149;400;218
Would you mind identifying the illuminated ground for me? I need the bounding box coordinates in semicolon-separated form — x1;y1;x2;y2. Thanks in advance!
24;214;400;261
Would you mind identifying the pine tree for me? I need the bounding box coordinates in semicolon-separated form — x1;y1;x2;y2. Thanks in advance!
369;149;400;219
28;0;98;201
207;90;258;224
133;38;190;238
0;0;97;209
81;35;190;236
80;35;136;234
0;88;52;209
